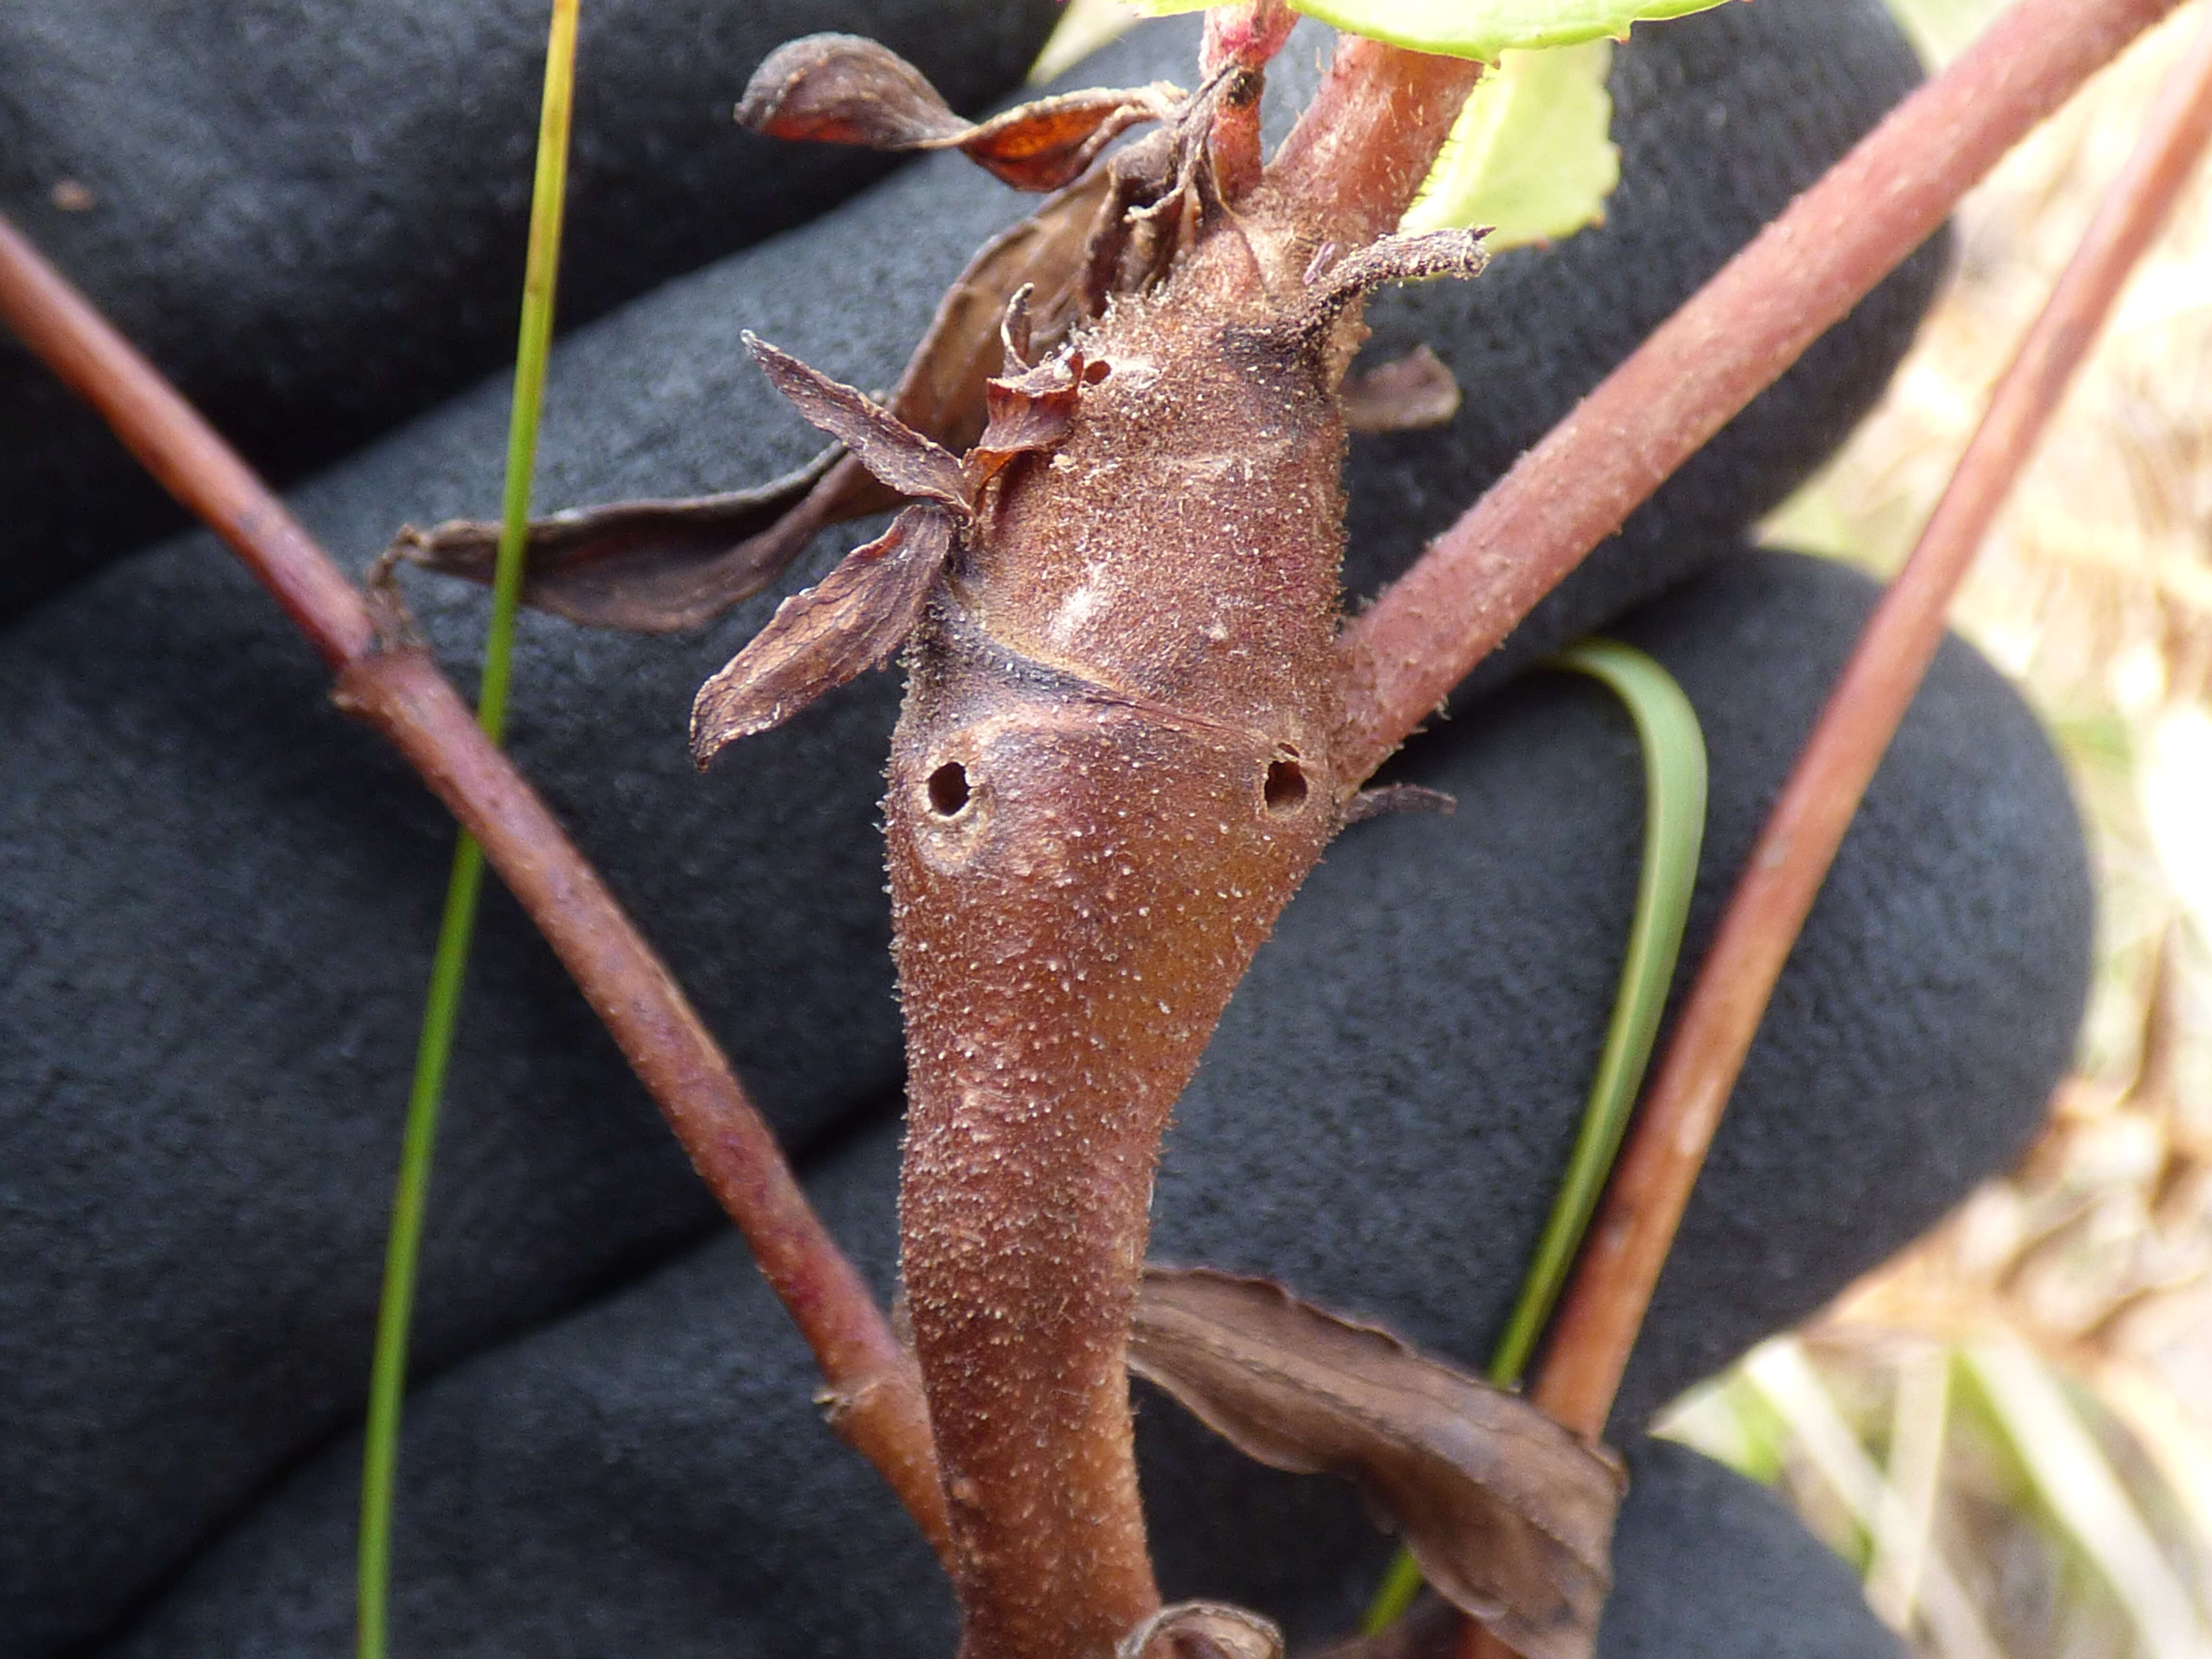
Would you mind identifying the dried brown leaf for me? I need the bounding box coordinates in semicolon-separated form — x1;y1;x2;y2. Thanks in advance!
745;333;969;510
690;504;952;763
1128;1268;1624;1659
882;163;1117;458
400;167;1115;636
736;34;972;150
966;353;1086;489
388;448;838;633
735;33;1174;192
999;284;1035;373
958;87;1171;193
1342;345;1462;434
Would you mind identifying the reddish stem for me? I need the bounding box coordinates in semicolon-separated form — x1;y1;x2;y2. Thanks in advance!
1527;0;2212;1448
1204;1;1297;199
1264;34;1483;251
1335;0;2190;786
0;211;949;1562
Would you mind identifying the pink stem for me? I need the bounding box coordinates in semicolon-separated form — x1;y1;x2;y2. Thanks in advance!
0;210;950;1561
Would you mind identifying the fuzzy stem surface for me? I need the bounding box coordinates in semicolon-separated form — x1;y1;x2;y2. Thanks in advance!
1264;34;1483;251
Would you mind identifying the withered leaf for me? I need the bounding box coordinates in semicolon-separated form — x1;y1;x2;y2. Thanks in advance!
965;353;1085;490
736;33;1174;193
387;448;839;633
954;87;1171;193
736;34;971;149
409;168;1115;635
745;333;970;510
1000;283;1034;372
1341;345;1463;435
690;503;953;765
1128;1268;1624;1659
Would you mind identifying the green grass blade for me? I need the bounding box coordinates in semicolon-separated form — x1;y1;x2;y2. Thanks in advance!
1485;639;1707;1382
356;837;487;1659
1364;638;1707;1635
355;5;579;1655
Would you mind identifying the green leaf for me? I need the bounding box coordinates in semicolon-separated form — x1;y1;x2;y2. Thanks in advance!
1399;41;1618;248
1129;0;1737;60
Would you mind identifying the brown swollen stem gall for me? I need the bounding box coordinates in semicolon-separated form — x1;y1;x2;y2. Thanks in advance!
702;44;1485;1659
893;221;1474;1659
889;255;1351;1659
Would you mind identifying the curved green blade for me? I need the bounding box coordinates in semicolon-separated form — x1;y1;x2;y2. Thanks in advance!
1365;639;1707;1634
355;4;580;1656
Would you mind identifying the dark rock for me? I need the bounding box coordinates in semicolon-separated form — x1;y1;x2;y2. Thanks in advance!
0;0;1060;613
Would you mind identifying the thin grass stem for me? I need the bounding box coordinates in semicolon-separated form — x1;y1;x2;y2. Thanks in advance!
356;5;579;1655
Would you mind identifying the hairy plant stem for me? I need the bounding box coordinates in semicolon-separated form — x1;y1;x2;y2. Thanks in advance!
1266;35;1483;252
0;209;950;1565
1334;0;2191;785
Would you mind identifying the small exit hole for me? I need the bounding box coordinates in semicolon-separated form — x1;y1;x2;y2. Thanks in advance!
926;761;972;817
1263;758;1308;814
1082;358;1113;385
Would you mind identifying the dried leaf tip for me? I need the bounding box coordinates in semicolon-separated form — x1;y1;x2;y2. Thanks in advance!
737;34;969;148
737;32;1179;193
1298;230;1491;332
689;504;955;767
744;332;969;511
1129;1268;1622;1659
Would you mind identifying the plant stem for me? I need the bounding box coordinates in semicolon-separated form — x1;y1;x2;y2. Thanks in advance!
1334;0;2190;787
356;5;579;1655
1524;0;2212;1449
0;206;950;1568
